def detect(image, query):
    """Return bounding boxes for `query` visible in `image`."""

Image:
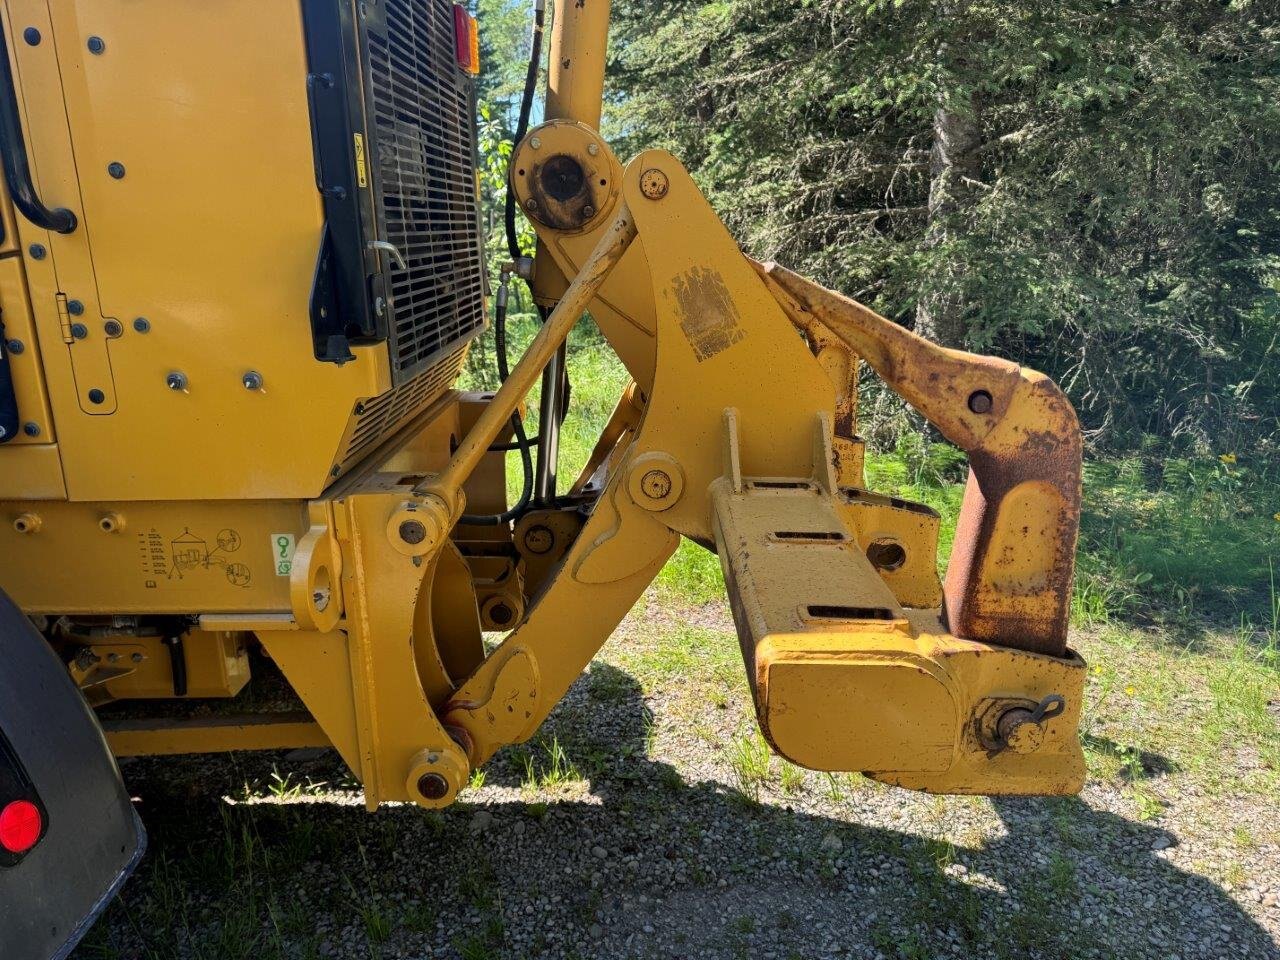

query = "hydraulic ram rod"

[415,203,637,512]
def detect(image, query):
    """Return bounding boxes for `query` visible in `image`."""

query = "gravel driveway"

[77,597,1280,960]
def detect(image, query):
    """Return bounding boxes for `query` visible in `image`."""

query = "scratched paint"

[668,266,746,362]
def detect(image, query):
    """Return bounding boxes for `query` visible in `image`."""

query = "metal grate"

[366,0,485,383]
[335,344,467,472]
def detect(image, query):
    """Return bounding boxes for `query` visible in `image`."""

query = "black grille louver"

[304,0,486,384]
[368,0,485,381]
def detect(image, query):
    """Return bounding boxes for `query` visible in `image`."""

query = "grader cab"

[0,3,1086,940]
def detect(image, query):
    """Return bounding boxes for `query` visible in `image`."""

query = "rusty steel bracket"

[758,262,1082,657]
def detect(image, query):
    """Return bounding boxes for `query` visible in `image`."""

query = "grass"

[515,735,583,793]
[727,731,772,802]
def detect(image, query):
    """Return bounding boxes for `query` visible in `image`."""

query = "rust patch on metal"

[523,152,603,231]
[668,266,745,362]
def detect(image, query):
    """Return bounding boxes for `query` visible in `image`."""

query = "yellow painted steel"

[0,0,424,504]
[105,713,329,758]
[67,629,250,701]
[0,0,1088,810]
[547,0,612,129]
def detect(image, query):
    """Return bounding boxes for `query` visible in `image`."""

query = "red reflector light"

[0,799,42,854]
[452,4,480,75]
[452,5,470,67]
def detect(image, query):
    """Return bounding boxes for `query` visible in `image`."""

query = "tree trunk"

[695,46,714,122]
[916,102,983,347]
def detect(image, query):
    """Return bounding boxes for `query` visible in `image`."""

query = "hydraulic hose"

[460,274,535,526]
[462,0,548,525]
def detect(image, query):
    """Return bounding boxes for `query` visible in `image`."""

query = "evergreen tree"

[607,0,1280,452]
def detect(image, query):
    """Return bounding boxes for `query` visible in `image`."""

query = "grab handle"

[0,22,76,234]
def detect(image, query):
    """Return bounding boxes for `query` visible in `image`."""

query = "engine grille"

[330,344,468,476]
[366,0,485,383]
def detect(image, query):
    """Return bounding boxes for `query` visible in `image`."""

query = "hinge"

[55,293,72,343]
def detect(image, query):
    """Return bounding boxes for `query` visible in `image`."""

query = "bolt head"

[22,422,40,437]
[107,161,126,179]
[525,198,538,211]
[22,27,40,46]
[417,773,449,801]
[242,371,264,391]
[587,142,600,156]
[67,299,85,317]
[639,168,670,200]
[6,339,23,355]
[640,469,673,501]
[87,35,106,54]
[582,205,596,219]
[166,372,188,391]
[133,317,151,333]
[28,244,45,260]
[131,652,144,663]
[70,323,88,340]
[87,388,105,405]
[399,519,428,545]
[529,136,541,150]
[523,525,554,555]
[103,320,123,338]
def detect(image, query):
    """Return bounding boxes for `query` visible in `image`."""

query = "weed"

[360,904,392,944]
[779,762,806,795]
[728,731,772,801]
[520,735,582,792]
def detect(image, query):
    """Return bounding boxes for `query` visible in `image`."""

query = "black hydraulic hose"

[462,0,547,527]
[459,286,535,526]
[506,0,546,264]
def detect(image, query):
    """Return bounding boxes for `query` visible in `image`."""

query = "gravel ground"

[78,596,1279,960]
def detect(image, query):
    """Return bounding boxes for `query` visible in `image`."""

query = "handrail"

[0,22,76,234]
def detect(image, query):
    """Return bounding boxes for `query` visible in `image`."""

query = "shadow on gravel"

[78,662,1276,960]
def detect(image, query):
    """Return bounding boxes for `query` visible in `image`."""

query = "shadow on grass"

[78,662,1276,960]
[1079,733,1180,780]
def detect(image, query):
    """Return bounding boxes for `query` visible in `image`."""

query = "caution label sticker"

[353,132,368,188]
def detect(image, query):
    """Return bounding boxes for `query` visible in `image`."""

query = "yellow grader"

[0,1,1086,949]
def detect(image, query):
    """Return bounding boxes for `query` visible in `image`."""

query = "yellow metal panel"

[256,631,363,775]
[75,630,250,700]
[0,442,65,498]
[7,0,391,501]
[838,487,944,610]
[0,164,19,259]
[761,638,958,772]
[0,254,55,443]
[0,498,305,612]
[105,713,328,757]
